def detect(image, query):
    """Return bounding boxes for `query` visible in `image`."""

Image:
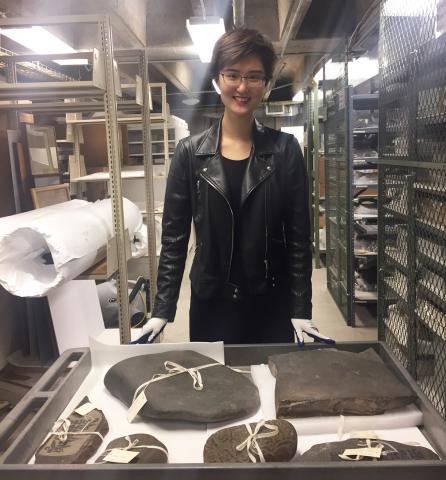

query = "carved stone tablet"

[300,438,439,462]
[35,397,109,464]
[104,350,260,423]
[95,433,168,464]
[268,348,416,417]
[204,419,297,463]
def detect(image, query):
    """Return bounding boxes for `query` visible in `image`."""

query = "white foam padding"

[0,198,143,297]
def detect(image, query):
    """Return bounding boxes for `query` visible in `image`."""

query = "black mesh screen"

[324,66,353,324]
[379,0,446,420]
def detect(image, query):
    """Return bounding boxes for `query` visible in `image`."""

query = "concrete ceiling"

[0,0,380,117]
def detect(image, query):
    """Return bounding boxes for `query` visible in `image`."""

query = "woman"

[140,29,334,345]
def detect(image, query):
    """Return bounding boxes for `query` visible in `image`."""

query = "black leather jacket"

[152,118,312,322]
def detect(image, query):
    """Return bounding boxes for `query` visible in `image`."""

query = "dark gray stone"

[268,348,416,417]
[104,350,260,423]
[95,434,168,464]
[35,397,109,464]
[300,438,439,462]
[204,419,297,463]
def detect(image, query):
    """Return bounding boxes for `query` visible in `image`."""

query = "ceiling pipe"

[233,0,245,28]
[265,0,312,99]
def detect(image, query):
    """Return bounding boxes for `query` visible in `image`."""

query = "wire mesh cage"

[379,0,446,420]
[323,61,354,323]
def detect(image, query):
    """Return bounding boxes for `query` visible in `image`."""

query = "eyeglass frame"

[219,71,267,87]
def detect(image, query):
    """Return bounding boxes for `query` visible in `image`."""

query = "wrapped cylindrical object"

[0,198,143,297]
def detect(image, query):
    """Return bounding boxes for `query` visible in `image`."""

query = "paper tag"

[342,446,383,459]
[103,449,139,464]
[75,402,97,416]
[349,431,379,440]
[127,391,147,423]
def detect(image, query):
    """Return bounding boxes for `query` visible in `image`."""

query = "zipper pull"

[264,259,268,279]
[196,179,200,196]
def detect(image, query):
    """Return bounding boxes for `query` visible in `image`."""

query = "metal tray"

[0,341,445,479]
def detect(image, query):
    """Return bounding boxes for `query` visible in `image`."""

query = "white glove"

[291,318,335,347]
[133,317,167,343]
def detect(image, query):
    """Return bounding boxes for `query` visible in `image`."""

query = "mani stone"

[95,434,168,464]
[268,348,416,417]
[204,419,297,463]
[35,397,109,464]
[300,438,439,462]
[104,350,260,423]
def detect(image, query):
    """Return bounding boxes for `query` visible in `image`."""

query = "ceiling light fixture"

[186,16,225,63]
[0,26,88,65]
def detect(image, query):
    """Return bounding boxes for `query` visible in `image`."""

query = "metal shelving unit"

[324,64,379,326]
[0,16,158,345]
[305,82,325,268]
[324,65,354,324]
[378,0,446,421]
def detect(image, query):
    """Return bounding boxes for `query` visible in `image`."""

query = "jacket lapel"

[195,117,280,205]
[241,120,279,205]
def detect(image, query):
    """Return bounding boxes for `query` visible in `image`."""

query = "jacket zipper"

[264,185,268,279]
[199,171,234,282]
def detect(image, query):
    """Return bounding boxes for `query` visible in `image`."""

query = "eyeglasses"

[219,72,266,87]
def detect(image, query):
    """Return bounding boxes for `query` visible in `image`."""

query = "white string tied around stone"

[97,435,169,464]
[48,418,105,444]
[235,420,279,463]
[129,361,221,420]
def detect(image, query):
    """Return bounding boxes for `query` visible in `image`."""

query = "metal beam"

[265,0,312,99]
[153,63,192,95]
[283,38,344,55]
[233,0,245,27]
[279,0,312,57]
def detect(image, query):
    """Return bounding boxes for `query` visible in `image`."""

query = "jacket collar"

[198,117,277,206]
[195,117,279,156]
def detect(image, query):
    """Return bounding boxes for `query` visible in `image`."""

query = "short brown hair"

[210,28,277,82]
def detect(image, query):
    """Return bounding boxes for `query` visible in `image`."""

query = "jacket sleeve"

[152,139,192,322]
[283,136,313,319]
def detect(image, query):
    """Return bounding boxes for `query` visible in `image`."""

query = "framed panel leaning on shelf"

[378,0,446,421]
[0,15,143,344]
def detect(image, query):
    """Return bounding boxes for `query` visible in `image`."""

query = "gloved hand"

[291,318,335,347]
[131,317,167,344]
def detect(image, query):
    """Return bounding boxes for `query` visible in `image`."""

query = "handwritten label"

[75,402,96,416]
[103,449,139,464]
[342,446,383,459]
[127,391,147,423]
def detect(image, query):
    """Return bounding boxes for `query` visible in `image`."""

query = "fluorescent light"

[186,17,225,63]
[0,26,88,65]
[292,90,304,102]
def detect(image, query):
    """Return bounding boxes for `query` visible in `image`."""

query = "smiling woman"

[138,28,334,346]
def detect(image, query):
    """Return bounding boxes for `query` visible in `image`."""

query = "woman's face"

[217,54,267,118]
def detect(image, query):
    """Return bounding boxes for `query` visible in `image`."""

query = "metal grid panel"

[324,69,352,323]
[379,0,446,420]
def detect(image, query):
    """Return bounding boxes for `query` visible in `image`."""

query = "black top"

[221,156,249,288]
